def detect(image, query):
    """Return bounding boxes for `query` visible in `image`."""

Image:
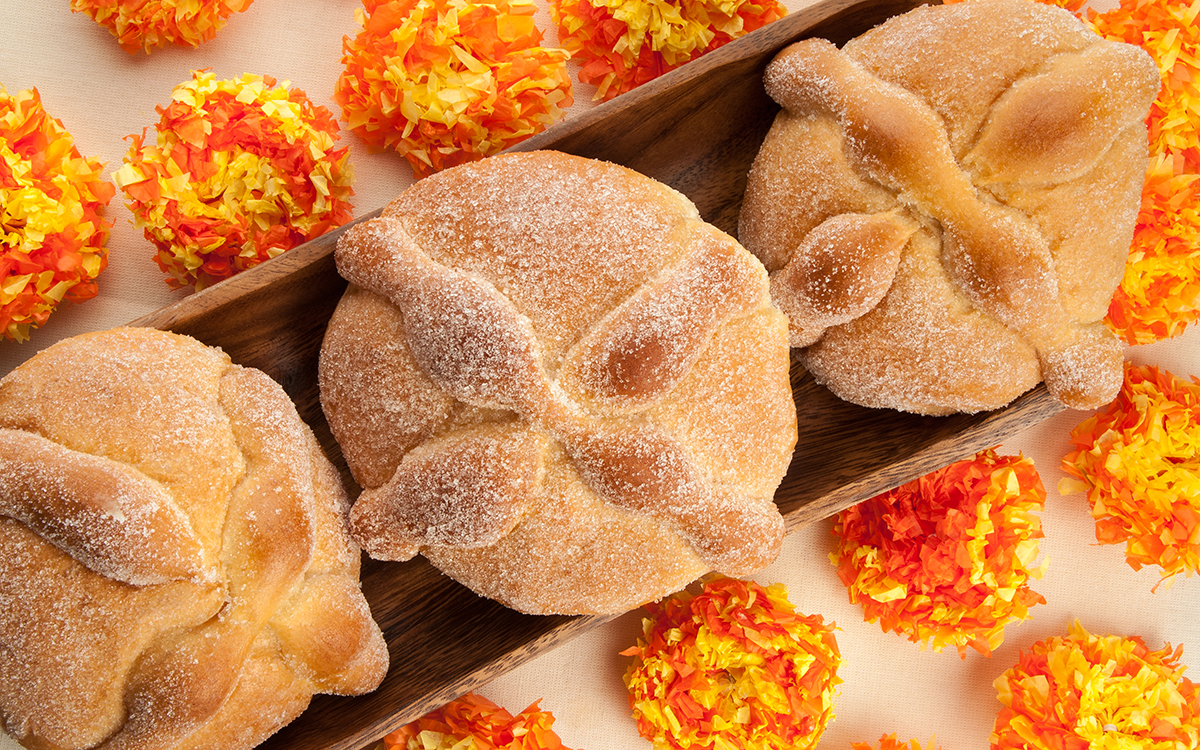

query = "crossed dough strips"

[0,328,386,750]
[739,0,1160,415]
[319,151,797,616]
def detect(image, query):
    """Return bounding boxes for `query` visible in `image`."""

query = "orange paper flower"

[70,0,255,54]
[336,0,573,179]
[380,692,576,750]
[990,621,1200,750]
[852,735,944,750]
[1106,155,1200,344]
[1061,362,1200,584]
[1,85,113,342]
[1089,0,1200,345]
[621,576,842,750]
[552,0,787,101]
[831,449,1048,658]
[114,71,354,291]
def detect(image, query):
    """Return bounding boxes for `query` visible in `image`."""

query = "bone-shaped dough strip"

[965,42,1161,184]
[349,427,548,562]
[769,211,918,347]
[99,619,253,750]
[558,221,765,407]
[563,423,783,575]
[0,428,211,586]
[335,216,561,420]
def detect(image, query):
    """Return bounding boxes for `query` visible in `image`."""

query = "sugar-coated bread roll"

[319,150,797,616]
[0,327,387,750]
[739,0,1160,415]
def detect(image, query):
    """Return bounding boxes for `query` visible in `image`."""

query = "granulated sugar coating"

[0,327,386,750]
[740,0,1160,415]
[319,150,798,616]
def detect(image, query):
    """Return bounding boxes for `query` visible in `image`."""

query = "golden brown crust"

[320,150,797,615]
[0,427,212,587]
[0,327,387,750]
[739,0,1159,415]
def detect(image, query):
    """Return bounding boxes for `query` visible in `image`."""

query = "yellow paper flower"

[1,85,113,342]
[1061,362,1200,585]
[831,449,1048,658]
[70,0,255,54]
[990,621,1200,750]
[114,71,354,290]
[621,576,842,750]
[336,0,573,179]
[552,0,787,100]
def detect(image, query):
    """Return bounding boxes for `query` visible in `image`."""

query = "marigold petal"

[854,734,945,750]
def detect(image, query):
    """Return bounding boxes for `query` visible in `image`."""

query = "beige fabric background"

[2,0,1198,748]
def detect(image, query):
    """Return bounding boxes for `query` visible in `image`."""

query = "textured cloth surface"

[2,0,1199,748]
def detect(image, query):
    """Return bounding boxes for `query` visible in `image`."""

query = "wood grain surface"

[129,0,1069,746]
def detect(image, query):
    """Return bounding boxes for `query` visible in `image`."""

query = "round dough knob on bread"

[739,0,1159,415]
[319,150,798,616]
[0,327,387,750]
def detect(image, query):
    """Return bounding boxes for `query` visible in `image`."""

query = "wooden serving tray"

[133,0,1064,745]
